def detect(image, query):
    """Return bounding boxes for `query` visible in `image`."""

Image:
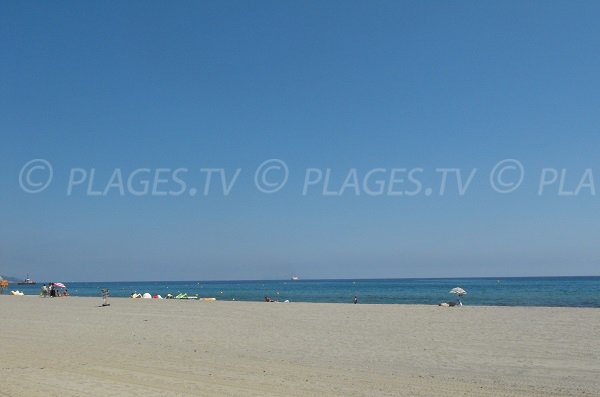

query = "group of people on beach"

[40,283,69,297]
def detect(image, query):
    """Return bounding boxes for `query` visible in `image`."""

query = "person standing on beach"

[353,296,358,304]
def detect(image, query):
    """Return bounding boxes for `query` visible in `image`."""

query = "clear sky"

[2,1,600,281]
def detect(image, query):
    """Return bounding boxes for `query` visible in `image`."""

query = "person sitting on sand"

[439,301,459,307]
[63,289,69,296]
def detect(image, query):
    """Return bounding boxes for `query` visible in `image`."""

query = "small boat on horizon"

[17,274,36,285]
[291,275,300,281]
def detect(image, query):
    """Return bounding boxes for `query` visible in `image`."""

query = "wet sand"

[0,296,598,396]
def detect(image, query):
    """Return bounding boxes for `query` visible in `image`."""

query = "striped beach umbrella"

[53,282,66,289]
[449,287,466,297]
[449,287,467,306]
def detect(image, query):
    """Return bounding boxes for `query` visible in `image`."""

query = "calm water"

[8,277,600,307]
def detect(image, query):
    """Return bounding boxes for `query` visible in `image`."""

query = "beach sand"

[0,296,598,396]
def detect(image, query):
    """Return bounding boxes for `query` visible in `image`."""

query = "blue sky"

[1,1,600,281]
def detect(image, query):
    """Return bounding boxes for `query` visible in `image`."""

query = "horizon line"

[5,274,598,284]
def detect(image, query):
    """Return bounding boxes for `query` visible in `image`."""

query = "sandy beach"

[0,296,598,397]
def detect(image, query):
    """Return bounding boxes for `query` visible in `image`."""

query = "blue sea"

[8,277,600,307]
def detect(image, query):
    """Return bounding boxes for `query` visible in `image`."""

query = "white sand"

[1,296,598,396]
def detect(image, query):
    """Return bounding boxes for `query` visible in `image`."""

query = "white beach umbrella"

[449,287,467,297]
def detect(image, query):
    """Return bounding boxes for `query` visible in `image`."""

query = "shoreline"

[5,276,598,308]
[3,294,599,309]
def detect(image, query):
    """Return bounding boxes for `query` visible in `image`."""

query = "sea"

[7,277,600,307]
